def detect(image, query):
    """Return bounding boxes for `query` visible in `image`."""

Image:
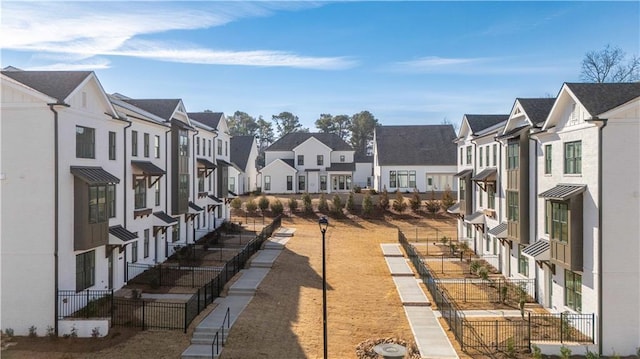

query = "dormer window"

[340,155,345,162]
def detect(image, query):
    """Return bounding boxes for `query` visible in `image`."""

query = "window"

[172,222,180,242]
[565,270,582,312]
[131,241,138,263]
[507,191,519,221]
[466,146,472,165]
[427,177,433,186]
[518,244,529,276]
[338,175,345,190]
[479,147,483,167]
[196,137,200,155]
[287,176,293,191]
[340,155,345,162]
[208,140,211,157]
[225,141,228,156]
[76,250,95,291]
[398,170,408,188]
[297,155,304,166]
[460,148,463,165]
[493,144,497,166]
[466,224,472,239]
[143,133,150,157]
[154,135,160,158]
[134,179,146,209]
[317,155,324,166]
[198,172,205,192]
[88,185,107,223]
[486,235,491,252]
[108,131,116,160]
[107,184,116,218]
[487,184,495,210]
[408,171,416,188]
[298,176,306,191]
[131,130,138,157]
[76,126,95,159]
[229,177,235,192]
[544,144,552,174]
[507,142,519,169]
[478,187,483,207]
[143,229,149,258]
[217,139,222,155]
[459,178,465,200]
[155,181,161,206]
[551,202,568,243]
[564,141,582,174]
[389,171,397,188]
[264,176,271,191]
[320,175,327,191]
[486,146,490,167]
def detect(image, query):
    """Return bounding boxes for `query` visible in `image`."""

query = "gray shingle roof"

[326,162,356,171]
[188,112,223,129]
[565,82,640,116]
[2,70,92,102]
[375,125,457,166]
[465,115,510,134]
[517,98,556,126]
[230,136,255,171]
[266,132,353,152]
[122,99,181,120]
[354,153,373,163]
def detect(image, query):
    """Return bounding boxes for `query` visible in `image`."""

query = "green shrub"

[379,186,390,210]
[409,188,422,212]
[392,190,407,213]
[288,197,298,212]
[4,328,14,337]
[362,193,373,216]
[585,347,600,359]
[441,184,456,211]
[270,200,284,216]
[532,344,542,359]
[353,185,362,193]
[302,192,313,213]
[470,260,481,275]
[245,198,257,213]
[230,197,242,210]
[505,337,515,357]
[318,194,329,212]
[258,195,270,212]
[478,266,489,281]
[332,195,343,215]
[559,345,571,359]
[46,325,56,339]
[346,192,356,212]
[28,325,37,337]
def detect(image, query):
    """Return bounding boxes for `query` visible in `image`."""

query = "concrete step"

[384,257,415,276]
[264,236,290,249]
[227,288,255,296]
[273,227,296,237]
[182,343,219,359]
[250,249,281,268]
[380,243,404,257]
[191,332,229,345]
[392,277,430,306]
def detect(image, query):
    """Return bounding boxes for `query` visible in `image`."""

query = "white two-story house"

[230,135,259,195]
[261,132,355,193]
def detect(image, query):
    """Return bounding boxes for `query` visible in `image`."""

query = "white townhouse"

[230,135,259,195]
[373,125,458,194]
[187,112,233,221]
[1,70,130,335]
[354,153,374,189]
[531,83,640,356]
[450,116,508,257]
[261,132,356,194]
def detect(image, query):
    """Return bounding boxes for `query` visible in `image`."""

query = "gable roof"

[465,115,510,134]
[266,132,353,152]
[188,112,223,129]
[517,98,556,126]
[230,136,256,171]
[121,99,181,120]
[2,70,92,102]
[565,82,640,116]
[375,125,457,166]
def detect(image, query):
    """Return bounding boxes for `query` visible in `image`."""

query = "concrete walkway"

[384,256,415,276]
[382,243,458,359]
[181,233,289,359]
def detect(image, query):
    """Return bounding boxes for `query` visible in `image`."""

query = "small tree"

[270,199,284,216]
[230,197,242,210]
[318,193,329,212]
[409,188,422,212]
[331,194,343,215]
[425,190,440,218]
[245,198,257,214]
[362,192,373,217]
[301,192,313,213]
[346,191,356,212]
[288,197,298,212]
[392,190,407,213]
[441,184,456,212]
[379,186,390,210]
[258,195,270,212]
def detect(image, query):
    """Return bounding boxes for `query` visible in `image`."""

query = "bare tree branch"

[581,44,640,82]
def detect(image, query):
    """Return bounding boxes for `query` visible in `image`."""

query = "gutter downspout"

[48,101,69,336]
[191,129,199,244]
[586,117,607,355]
[121,118,132,282]
[164,127,171,256]
[530,135,539,301]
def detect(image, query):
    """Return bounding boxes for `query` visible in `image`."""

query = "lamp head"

[318,216,329,233]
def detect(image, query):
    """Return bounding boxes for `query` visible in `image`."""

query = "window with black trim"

[298,175,306,191]
[172,222,180,242]
[89,185,107,223]
[479,147,483,167]
[131,130,138,157]
[320,175,327,191]
[264,175,271,191]
[389,171,397,188]
[134,179,146,209]
[144,133,150,157]
[131,241,138,263]
[545,144,552,174]
[76,250,95,291]
[317,155,323,166]
[107,184,116,218]
[108,131,116,160]
[143,229,149,258]
[408,171,416,188]
[565,270,582,312]
[76,126,95,159]
[287,176,293,191]
[564,141,581,174]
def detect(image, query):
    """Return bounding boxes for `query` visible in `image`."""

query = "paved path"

[181,236,285,359]
[382,243,459,359]
[384,256,415,276]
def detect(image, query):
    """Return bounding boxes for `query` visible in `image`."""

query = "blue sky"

[2,1,638,130]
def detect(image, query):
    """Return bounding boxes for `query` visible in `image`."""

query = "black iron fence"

[435,277,536,304]
[126,263,223,288]
[398,229,594,356]
[58,216,282,333]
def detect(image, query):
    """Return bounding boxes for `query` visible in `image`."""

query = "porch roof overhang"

[522,239,551,262]
[454,169,473,178]
[153,211,178,226]
[539,184,586,201]
[70,166,120,185]
[326,162,355,172]
[487,222,508,239]
[227,191,238,198]
[131,160,165,188]
[207,194,223,205]
[216,159,233,167]
[188,202,205,213]
[197,158,217,177]
[108,225,138,245]
[472,168,497,191]
[446,202,460,214]
[496,125,528,140]
[464,210,485,231]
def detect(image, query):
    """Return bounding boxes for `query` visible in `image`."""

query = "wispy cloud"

[390,55,572,75]
[1,2,354,70]
[25,58,112,71]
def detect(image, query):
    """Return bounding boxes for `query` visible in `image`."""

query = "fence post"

[192,267,195,288]
[591,313,595,344]
[110,290,114,327]
[464,278,467,302]
[142,300,146,331]
[498,279,502,304]
[197,288,201,312]
[86,290,90,318]
[495,320,499,350]
[528,312,532,351]
[560,312,563,343]
[184,302,188,333]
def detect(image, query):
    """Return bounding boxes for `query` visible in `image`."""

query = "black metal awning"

[153,211,178,225]
[108,225,138,244]
[227,191,238,198]
[208,194,223,204]
[539,184,586,201]
[131,161,166,176]
[497,125,528,140]
[216,159,233,167]
[188,202,204,212]
[464,211,485,224]
[488,222,508,238]
[454,169,473,177]
[472,168,497,182]
[70,166,120,184]
[197,158,217,169]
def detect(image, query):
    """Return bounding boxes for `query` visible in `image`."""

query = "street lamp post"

[318,216,329,359]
